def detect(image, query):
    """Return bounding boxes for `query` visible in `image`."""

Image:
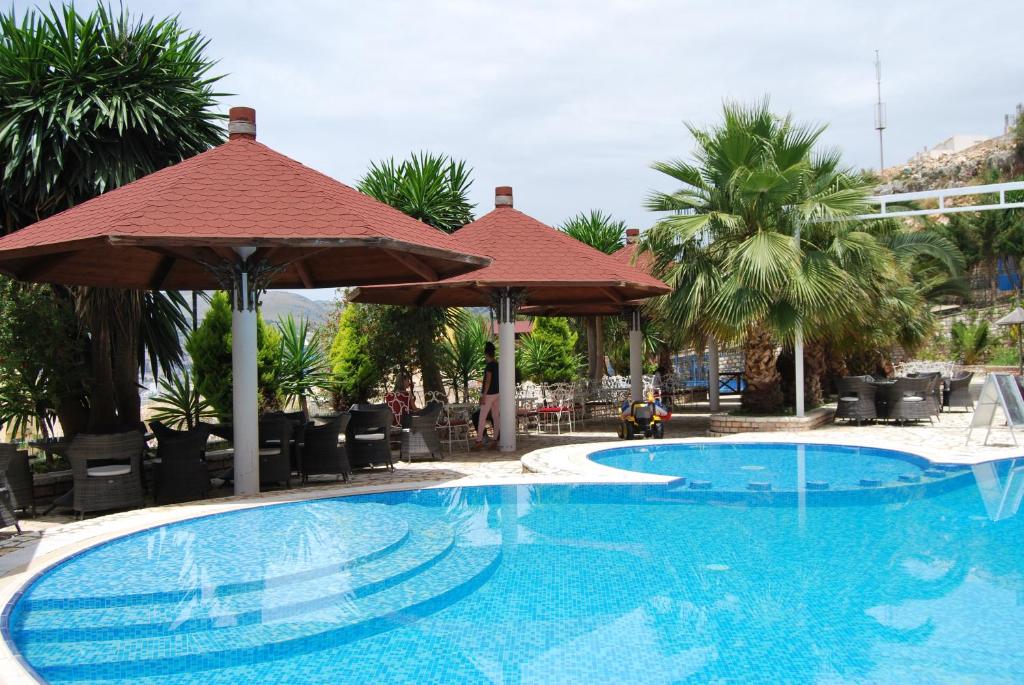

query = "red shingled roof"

[611,241,654,273]
[350,191,669,309]
[0,113,487,289]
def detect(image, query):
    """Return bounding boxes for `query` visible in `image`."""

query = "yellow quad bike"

[618,399,665,440]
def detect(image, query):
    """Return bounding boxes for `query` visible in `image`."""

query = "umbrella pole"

[1011,323,1019,376]
[629,309,643,402]
[708,336,720,412]
[232,254,260,496]
[497,290,517,453]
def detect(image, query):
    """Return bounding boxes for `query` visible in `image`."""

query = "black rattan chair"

[0,444,22,531]
[3,446,34,516]
[152,423,213,505]
[347,405,394,471]
[834,376,877,425]
[68,431,146,518]
[301,417,350,483]
[258,417,293,488]
[883,377,933,425]
[943,372,975,412]
[401,401,444,462]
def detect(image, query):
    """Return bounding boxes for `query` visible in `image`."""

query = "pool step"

[12,521,456,639]
[18,544,502,681]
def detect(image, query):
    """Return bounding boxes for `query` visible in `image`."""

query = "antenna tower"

[874,50,886,170]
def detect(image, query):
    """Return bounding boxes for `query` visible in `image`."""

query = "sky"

[13,0,1024,300]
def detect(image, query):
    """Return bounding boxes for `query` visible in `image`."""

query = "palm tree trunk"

[803,338,827,408]
[417,327,445,395]
[86,321,118,432]
[594,317,605,381]
[741,323,783,413]
[112,332,141,429]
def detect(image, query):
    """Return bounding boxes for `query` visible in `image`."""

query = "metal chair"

[346,404,394,471]
[152,423,213,505]
[833,376,877,425]
[401,401,444,462]
[68,431,146,518]
[301,417,350,482]
[437,403,472,453]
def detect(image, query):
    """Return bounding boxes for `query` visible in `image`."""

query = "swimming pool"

[589,442,955,492]
[5,456,1024,683]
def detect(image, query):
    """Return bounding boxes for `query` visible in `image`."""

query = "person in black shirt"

[475,341,500,449]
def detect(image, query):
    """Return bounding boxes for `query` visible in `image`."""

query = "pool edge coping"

[2,431,1022,684]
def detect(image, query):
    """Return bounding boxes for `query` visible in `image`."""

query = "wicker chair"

[301,417,350,482]
[346,405,394,471]
[151,423,212,505]
[258,417,293,488]
[942,372,974,412]
[401,401,443,463]
[68,432,145,518]
[909,372,943,418]
[2,446,34,516]
[883,377,933,425]
[834,376,877,425]
[0,444,22,531]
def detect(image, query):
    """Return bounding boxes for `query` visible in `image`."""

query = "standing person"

[475,342,500,449]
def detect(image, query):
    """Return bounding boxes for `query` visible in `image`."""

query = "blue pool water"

[590,442,940,491]
[5,456,1024,683]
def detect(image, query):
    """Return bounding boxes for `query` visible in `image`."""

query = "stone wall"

[708,407,834,437]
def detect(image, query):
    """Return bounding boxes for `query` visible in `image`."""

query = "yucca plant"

[277,315,329,416]
[438,310,486,402]
[149,373,214,429]
[0,4,226,433]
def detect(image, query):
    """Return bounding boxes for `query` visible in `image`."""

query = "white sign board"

[967,373,1024,446]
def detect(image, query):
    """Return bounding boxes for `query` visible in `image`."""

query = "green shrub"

[185,292,283,419]
[990,346,1020,366]
[328,303,381,404]
[518,317,582,383]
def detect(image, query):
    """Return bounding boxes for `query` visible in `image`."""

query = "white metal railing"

[857,181,1024,220]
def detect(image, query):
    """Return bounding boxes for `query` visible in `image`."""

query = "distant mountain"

[183,291,334,327]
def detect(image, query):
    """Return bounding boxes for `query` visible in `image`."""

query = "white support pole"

[498,292,517,453]
[708,336,720,412]
[794,225,805,418]
[629,309,643,402]
[231,247,259,496]
[795,326,805,418]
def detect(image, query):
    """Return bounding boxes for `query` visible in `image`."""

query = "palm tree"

[559,210,627,381]
[643,100,881,413]
[0,5,225,433]
[357,152,476,394]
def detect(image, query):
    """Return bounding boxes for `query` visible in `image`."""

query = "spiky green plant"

[438,310,487,402]
[149,373,215,430]
[558,210,627,255]
[277,315,330,416]
[0,4,226,433]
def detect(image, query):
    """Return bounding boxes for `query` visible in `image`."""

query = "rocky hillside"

[877,133,1019,194]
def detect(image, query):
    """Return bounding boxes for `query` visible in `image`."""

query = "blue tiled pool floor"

[589,442,950,492]
[6,471,1024,683]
